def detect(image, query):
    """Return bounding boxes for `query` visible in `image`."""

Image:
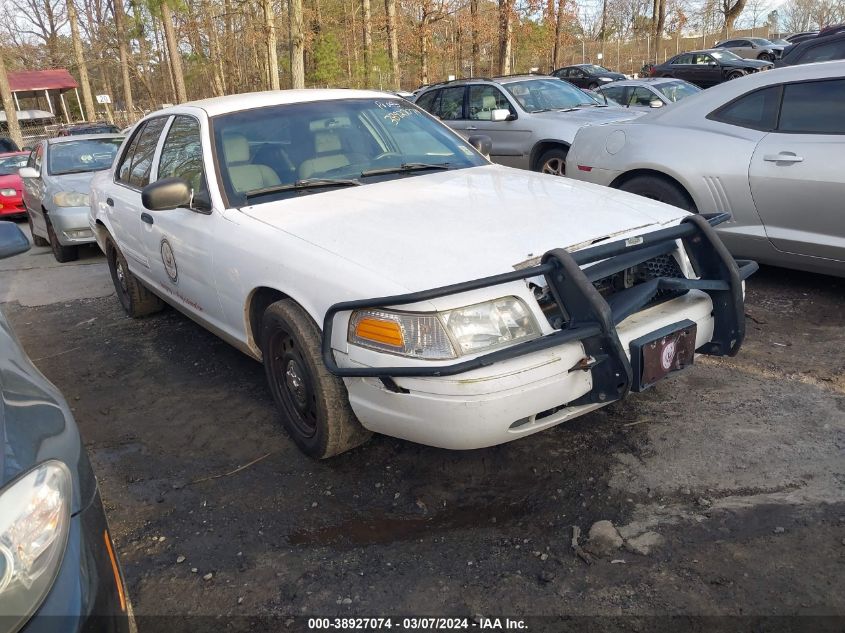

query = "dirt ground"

[2,227,843,630]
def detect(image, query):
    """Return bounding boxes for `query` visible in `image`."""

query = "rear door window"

[796,39,845,63]
[435,86,466,120]
[778,79,845,134]
[709,86,781,130]
[673,54,693,64]
[126,117,167,188]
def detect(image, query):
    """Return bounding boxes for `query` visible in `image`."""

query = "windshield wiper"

[244,178,361,200]
[360,162,451,177]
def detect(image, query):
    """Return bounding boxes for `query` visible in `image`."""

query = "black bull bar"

[321,213,758,403]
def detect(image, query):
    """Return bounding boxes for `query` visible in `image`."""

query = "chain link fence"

[2,110,149,151]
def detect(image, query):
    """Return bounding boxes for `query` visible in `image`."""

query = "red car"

[0,151,29,219]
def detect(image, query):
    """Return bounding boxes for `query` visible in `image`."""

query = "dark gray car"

[0,222,132,632]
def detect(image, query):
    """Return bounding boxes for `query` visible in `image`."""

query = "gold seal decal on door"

[160,238,178,283]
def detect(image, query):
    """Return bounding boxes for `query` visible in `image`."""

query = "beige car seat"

[222,134,281,192]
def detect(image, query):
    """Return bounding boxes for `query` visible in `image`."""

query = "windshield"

[504,78,595,112]
[710,50,743,61]
[655,81,701,102]
[211,98,486,205]
[0,153,27,176]
[771,38,790,45]
[749,38,775,45]
[48,138,123,175]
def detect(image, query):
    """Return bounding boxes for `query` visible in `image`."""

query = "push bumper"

[322,214,757,448]
[48,207,96,246]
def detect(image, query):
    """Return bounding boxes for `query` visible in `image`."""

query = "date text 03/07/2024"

[306,617,529,630]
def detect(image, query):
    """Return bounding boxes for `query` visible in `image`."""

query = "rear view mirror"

[649,99,664,108]
[0,221,31,260]
[468,135,493,157]
[18,167,39,178]
[490,108,512,122]
[142,177,192,211]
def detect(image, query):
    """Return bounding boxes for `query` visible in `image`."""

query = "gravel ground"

[2,233,843,630]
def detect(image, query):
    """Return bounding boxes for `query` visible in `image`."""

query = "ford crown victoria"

[89,90,756,458]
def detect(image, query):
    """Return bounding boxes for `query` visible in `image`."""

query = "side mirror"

[18,167,39,179]
[490,108,512,122]
[649,99,664,108]
[142,177,192,211]
[468,135,493,157]
[0,221,31,259]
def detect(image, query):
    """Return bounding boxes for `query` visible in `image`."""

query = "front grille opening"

[533,254,687,330]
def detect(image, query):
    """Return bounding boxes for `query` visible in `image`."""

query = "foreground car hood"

[0,309,94,514]
[532,107,644,126]
[241,164,688,291]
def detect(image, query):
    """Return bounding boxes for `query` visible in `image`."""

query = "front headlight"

[0,461,71,627]
[348,297,541,359]
[52,192,89,207]
[0,189,15,198]
[599,76,614,81]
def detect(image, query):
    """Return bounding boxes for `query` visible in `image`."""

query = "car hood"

[48,170,103,193]
[531,106,645,126]
[240,164,689,292]
[598,72,627,80]
[0,174,22,190]
[0,308,95,515]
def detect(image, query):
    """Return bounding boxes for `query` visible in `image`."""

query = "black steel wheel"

[261,299,371,458]
[106,239,164,317]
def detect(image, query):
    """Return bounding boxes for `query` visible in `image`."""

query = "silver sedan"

[20,134,123,262]
[596,78,701,110]
[566,61,844,277]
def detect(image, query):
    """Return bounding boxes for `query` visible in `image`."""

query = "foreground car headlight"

[52,191,89,207]
[0,461,71,626]
[0,189,15,198]
[349,297,541,359]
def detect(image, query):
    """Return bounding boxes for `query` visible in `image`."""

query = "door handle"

[763,153,803,163]
[465,126,478,130]
[140,212,154,225]
[106,197,114,206]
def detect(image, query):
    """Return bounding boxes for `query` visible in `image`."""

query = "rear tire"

[106,239,164,317]
[46,218,78,263]
[261,299,371,459]
[618,175,696,211]
[536,147,568,177]
[28,213,48,247]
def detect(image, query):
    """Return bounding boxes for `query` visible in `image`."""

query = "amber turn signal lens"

[354,318,404,348]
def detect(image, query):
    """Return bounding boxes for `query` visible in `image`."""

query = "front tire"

[618,175,696,211]
[537,147,568,177]
[727,70,745,81]
[106,239,164,317]
[758,53,773,62]
[261,299,371,459]
[46,218,78,262]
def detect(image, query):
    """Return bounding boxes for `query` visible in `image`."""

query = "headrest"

[314,132,342,154]
[482,95,497,108]
[223,134,250,164]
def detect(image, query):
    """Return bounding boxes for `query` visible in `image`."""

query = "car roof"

[164,89,395,117]
[46,133,125,145]
[783,29,845,56]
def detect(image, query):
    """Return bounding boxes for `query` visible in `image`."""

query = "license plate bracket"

[630,319,697,392]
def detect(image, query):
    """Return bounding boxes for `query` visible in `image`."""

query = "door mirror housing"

[490,108,512,122]
[0,221,31,260]
[18,167,39,179]
[649,99,664,108]
[142,177,192,211]
[467,135,493,157]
